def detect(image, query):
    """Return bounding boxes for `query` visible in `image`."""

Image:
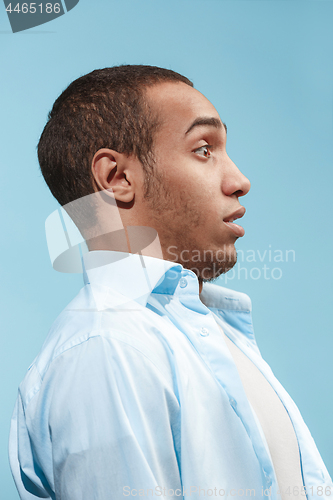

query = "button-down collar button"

[200,327,209,337]
[179,278,188,288]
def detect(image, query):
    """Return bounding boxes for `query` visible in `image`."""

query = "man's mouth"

[223,207,246,237]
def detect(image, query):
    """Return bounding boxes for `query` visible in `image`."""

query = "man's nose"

[222,158,251,198]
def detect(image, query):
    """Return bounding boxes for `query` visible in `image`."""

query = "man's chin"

[199,259,237,283]
[182,248,238,283]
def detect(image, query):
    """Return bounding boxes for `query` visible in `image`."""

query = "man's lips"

[223,207,246,237]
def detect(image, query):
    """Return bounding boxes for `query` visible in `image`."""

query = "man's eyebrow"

[185,117,227,135]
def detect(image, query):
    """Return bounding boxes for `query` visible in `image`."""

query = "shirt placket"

[172,271,280,500]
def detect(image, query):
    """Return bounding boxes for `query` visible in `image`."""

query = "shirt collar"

[81,250,252,313]
[82,250,183,308]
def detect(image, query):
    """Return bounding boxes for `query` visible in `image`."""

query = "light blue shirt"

[9,250,332,500]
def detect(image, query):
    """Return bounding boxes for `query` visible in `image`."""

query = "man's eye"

[194,145,212,158]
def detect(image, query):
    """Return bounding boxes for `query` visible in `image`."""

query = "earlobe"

[91,148,135,203]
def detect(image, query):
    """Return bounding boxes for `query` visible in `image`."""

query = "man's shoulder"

[19,283,176,406]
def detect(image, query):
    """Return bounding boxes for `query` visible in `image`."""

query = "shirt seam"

[24,332,176,410]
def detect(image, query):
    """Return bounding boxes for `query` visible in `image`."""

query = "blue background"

[1,1,333,497]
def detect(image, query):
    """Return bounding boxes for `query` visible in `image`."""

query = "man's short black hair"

[38,65,193,207]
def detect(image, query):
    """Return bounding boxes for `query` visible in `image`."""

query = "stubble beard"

[143,168,238,284]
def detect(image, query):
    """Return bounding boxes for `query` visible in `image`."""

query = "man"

[9,65,331,500]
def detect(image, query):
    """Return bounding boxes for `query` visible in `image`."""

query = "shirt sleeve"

[42,334,182,499]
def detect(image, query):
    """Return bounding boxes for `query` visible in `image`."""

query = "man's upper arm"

[35,334,182,499]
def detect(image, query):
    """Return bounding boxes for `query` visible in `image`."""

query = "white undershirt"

[213,319,304,499]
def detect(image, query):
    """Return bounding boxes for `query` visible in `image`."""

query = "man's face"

[141,81,251,283]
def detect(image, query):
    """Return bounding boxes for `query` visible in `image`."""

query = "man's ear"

[91,148,136,203]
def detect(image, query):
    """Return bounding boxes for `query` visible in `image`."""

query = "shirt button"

[263,470,272,487]
[200,327,209,337]
[179,278,188,288]
[229,398,237,409]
